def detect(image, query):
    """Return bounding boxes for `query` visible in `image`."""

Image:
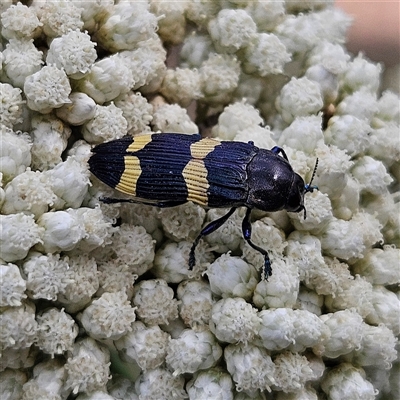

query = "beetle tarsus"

[263,257,272,280]
[242,207,273,279]
[189,237,200,269]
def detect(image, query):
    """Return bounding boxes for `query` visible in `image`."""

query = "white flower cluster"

[0,1,398,399]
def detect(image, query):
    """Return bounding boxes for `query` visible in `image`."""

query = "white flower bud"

[307,41,350,75]
[0,213,44,262]
[245,1,285,31]
[150,0,188,45]
[203,207,244,254]
[337,89,379,122]
[71,207,113,253]
[324,271,374,319]
[242,33,291,77]
[351,156,393,195]
[0,127,32,184]
[340,54,382,94]
[199,54,240,105]
[258,308,328,353]
[114,92,153,135]
[1,169,57,218]
[331,176,361,220]
[36,209,86,253]
[208,9,256,53]
[108,224,155,276]
[314,144,353,201]
[36,308,78,356]
[56,92,96,126]
[0,301,38,351]
[115,321,170,370]
[95,2,158,52]
[224,343,276,393]
[22,358,65,399]
[46,30,96,79]
[22,252,70,301]
[160,68,202,107]
[0,263,27,307]
[320,214,382,261]
[210,298,261,344]
[166,328,222,375]
[152,104,198,133]
[2,39,43,89]
[0,83,24,128]
[324,115,372,157]
[153,241,194,283]
[133,279,179,326]
[80,291,136,340]
[272,351,314,393]
[24,66,71,114]
[57,255,99,313]
[278,115,324,155]
[159,202,206,241]
[366,286,400,335]
[65,337,110,395]
[306,65,339,103]
[35,0,83,38]
[276,77,323,124]
[29,114,71,170]
[211,101,263,141]
[187,367,234,400]
[177,280,214,328]
[180,33,214,68]
[276,9,351,54]
[352,245,400,285]
[321,363,377,400]
[241,217,287,272]
[234,125,277,150]
[1,2,41,39]
[0,369,27,400]
[97,261,137,300]
[82,103,128,144]
[135,368,186,400]
[77,55,134,104]
[347,323,397,369]
[315,309,363,358]
[296,286,324,316]
[286,232,336,295]
[121,38,167,93]
[206,254,258,301]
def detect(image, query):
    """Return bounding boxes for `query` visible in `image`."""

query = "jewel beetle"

[88,133,318,278]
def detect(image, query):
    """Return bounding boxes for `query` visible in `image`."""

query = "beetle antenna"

[302,158,319,220]
[305,158,319,193]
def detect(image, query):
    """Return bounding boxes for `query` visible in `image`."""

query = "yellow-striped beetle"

[89,133,318,277]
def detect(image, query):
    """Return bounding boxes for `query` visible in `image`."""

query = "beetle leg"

[100,197,186,208]
[189,207,237,269]
[271,146,289,161]
[241,207,272,279]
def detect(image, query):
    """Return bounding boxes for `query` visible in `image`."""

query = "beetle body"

[89,133,317,278]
